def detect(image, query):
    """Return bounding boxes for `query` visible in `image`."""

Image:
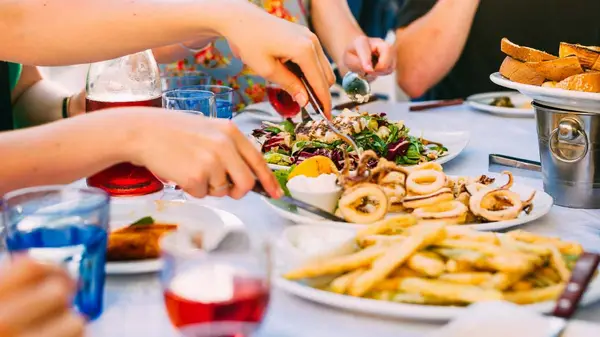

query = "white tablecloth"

[89,102,600,337]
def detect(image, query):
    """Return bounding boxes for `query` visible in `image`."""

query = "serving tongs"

[285,61,362,156]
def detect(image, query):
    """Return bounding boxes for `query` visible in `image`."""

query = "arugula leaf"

[291,140,331,154]
[264,126,282,134]
[386,124,399,144]
[130,216,155,227]
[282,119,296,135]
[354,130,387,156]
[274,166,294,196]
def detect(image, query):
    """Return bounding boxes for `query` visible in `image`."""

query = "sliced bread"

[499,56,545,86]
[501,38,557,62]
[559,42,600,71]
[556,72,600,93]
[525,56,583,82]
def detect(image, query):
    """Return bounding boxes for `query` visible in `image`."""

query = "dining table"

[88,100,600,337]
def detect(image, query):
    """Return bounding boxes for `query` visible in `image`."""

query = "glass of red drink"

[160,89,217,200]
[160,232,271,337]
[266,82,301,118]
[85,50,164,197]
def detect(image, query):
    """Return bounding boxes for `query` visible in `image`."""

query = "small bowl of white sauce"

[286,173,342,215]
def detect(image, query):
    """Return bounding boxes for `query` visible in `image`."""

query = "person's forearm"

[0,110,137,194]
[0,0,243,66]
[310,0,364,74]
[12,79,71,127]
[395,0,480,98]
[153,37,216,64]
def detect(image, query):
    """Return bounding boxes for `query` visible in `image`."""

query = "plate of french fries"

[276,218,600,320]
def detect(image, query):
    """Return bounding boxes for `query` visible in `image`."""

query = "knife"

[332,94,386,111]
[547,252,600,337]
[252,182,346,222]
[488,154,542,179]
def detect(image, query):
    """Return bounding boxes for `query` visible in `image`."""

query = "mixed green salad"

[252,110,448,169]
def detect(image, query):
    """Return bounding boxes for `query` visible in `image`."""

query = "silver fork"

[286,62,362,155]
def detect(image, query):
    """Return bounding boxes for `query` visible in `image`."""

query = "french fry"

[373,277,405,291]
[407,252,446,277]
[481,271,529,291]
[389,266,426,278]
[507,230,583,255]
[356,214,418,239]
[511,280,534,291]
[330,268,365,294]
[390,292,462,306]
[504,284,564,304]
[498,235,551,256]
[446,226,499,244]
[349,224,446,297]
[445,259,474,273]
[398,277,503,303]
[357,235,405,248]
[547,245,571,282]
[438,272,493,285]
[284,245,386,280]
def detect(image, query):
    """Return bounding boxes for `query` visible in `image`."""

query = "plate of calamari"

[266,151,553,231]
[251,109,469,171]
[275,222,600,321]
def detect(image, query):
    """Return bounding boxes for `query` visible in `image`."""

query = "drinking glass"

[161,89,217,200]
[161,71,212,91]
[160,232,271,337]
[266,82,300,118]
[2,186,110,320]
[180,85,234,119]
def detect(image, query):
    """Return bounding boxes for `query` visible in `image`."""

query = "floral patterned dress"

[162,0,310,111]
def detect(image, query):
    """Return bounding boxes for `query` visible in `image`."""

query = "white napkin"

[428,301,597,337]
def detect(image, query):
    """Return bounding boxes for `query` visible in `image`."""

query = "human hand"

[343,36,395,81]
[0,258,84,337]
[220,3,335,118]
[124,109,282,199]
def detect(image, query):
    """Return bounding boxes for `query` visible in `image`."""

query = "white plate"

[263,173,553,231]
[274,225,600,321]
[106,199,245,275]
[490,72,600,113]
[260,130,470,171]
[466,91,534,117]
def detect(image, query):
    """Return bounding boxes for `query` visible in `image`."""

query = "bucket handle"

[549,117,589,163]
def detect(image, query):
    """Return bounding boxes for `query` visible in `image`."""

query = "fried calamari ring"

[412,201,469,225]
[402,188,454,209]
[465,183,492,196]
[469,189,523,221]
[406,169,447,195]
[338,183,388,224]
[499,171,514,189]
[521,191,536,214]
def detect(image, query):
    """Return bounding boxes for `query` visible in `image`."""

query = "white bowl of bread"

[491,38,600,111]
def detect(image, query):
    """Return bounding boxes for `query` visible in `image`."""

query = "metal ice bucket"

[533,101,600,208]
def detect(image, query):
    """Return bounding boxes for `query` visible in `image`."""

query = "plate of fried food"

[266,151,553,231]
[251,109,469,171]
[466,91,534,117]
[106,199,245,274]
[276,222,600,321]
[490,38,600,112]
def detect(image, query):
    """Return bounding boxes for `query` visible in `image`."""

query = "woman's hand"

[0,258,84,337]
[220,4,335,117]
[125,109,282,199]
[343,36,396,80]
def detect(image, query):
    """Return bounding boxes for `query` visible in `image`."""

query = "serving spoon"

[341,53,379,103]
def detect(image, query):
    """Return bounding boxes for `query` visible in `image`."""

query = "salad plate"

[251,110,470,171]
[107,200,245,274]
[274,224,600,321]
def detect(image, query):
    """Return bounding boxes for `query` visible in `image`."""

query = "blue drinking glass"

[163,89,216,118]
[2,186,110,320]
[180,85,234,119]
